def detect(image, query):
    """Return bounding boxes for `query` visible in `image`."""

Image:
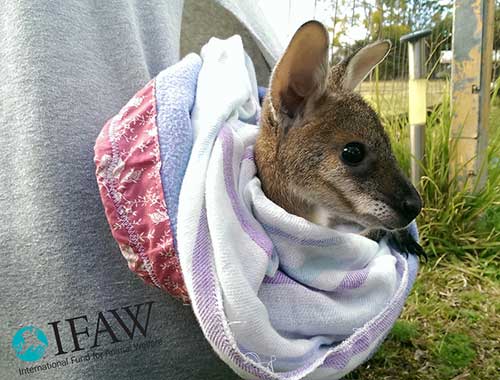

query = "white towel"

[176,35,418,380]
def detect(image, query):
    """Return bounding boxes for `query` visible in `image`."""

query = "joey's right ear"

[270,20,329,120]
[341,40,391,91]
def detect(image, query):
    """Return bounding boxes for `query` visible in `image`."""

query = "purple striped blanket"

[175,36,419,380]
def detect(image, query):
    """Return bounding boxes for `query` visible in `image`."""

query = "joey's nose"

[401,196,422,220]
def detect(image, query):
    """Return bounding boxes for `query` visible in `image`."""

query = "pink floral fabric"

[94,80,188,303]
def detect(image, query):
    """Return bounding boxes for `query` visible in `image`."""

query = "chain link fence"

[258,0,499,115]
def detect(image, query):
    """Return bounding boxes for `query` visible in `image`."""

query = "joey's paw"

[361,228,387,242]
[388,229,427,262]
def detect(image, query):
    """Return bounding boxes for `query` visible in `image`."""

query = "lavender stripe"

[262,270,297,285]
[265,222,418,255]
[192,211,280,379]
[219,125,274,257]
[263,222,347,247]
[265,266,370,292]
[243,146,255,162]
[334,268,370,290]
[321,253,418,369]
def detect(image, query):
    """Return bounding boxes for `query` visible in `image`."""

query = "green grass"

[346,265,499,380]
[439,333,476,370]
[382,87,500,270]
[345,84,500,379]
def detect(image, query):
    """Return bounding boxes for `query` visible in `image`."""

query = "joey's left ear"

[269,21,329,120]
[342,40,391,91]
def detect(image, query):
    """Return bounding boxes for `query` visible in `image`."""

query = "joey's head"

[255,21,422,231]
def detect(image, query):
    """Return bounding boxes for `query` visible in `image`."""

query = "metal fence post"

[450,0,495,190]
[401,30,432,187]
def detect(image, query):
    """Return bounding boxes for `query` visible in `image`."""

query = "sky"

[257,0,370,46]
[257,0,456,47]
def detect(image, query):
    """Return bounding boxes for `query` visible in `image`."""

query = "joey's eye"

[341,142,365,166]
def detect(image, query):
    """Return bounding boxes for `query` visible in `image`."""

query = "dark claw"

[363,228,428,263]
[388,229,428,263]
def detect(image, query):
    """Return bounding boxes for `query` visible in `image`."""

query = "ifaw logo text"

[10,301,162,376]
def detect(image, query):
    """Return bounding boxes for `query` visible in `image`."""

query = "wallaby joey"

[255,20,426,259]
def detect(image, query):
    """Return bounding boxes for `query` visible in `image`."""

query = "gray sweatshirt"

[0,1,280,379]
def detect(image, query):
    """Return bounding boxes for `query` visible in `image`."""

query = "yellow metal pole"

[401,30,432,187]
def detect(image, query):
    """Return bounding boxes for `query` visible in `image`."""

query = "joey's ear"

[342,40,391,91]
[270,20,329,119]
